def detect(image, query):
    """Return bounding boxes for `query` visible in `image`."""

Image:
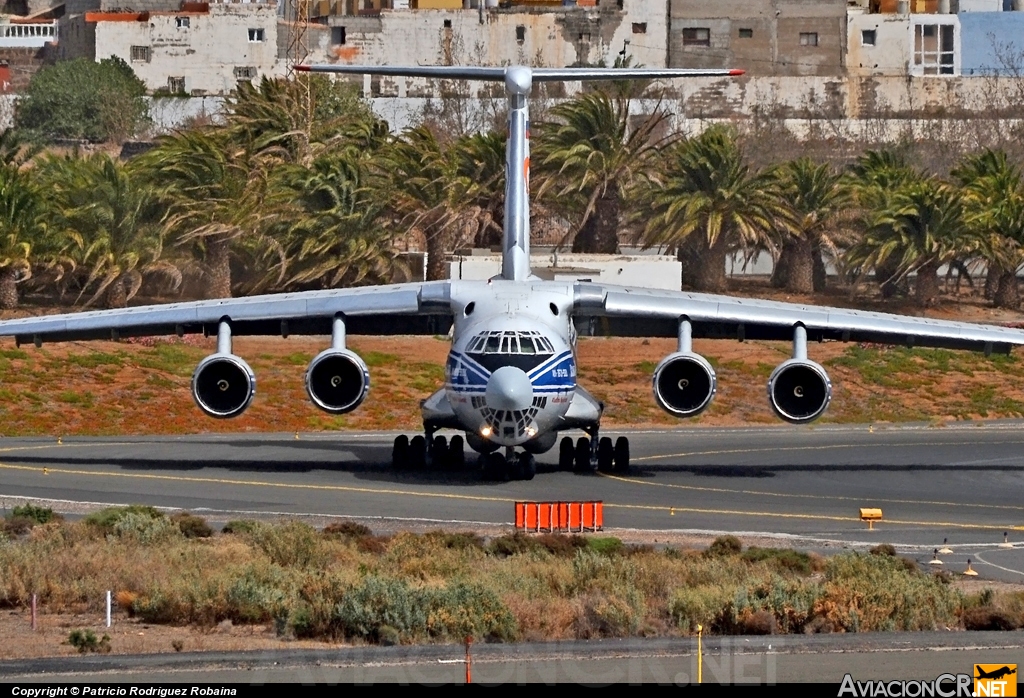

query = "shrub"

[1,516,33,536]
[425,583,517,642]
[586,537,624,556]
[15,57,149,142]
[704,536,742,557]
[962,606,1023,631]
[226,569,287,624]
[246,521,324,568]
[332,576,427,643]
[323,521,372,538]
[68,629,111,654]
[534,534,588,557]
[112,512,179,545]
[870,544,897,557]
[741,547,816,574]
[11,504,60,525]
[222,520,259,535]
[171,513,213,539]
[488,532,542,557]
[424,530,485,551]
[84,505,164,535]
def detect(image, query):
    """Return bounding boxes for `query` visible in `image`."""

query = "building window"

[248,28,265,42]
[130,45,150,62]
[175,16,189,28]
[738,28,753,38]
[233,66,257,80]
[332,26,346,45]
[862,29,876,46]
[913,22,956,75]
[799,32,819,47]
[682,27,711,47]
[168,76,185,93]
[443,19,451,28]
[579,32,590,42]
[515,25,525,44]
[632,22,647,34]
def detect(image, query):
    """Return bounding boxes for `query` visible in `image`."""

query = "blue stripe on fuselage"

[446,350,575,393]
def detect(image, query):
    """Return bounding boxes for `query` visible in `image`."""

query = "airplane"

[4,64,1024,482]
[975,666,1016,681]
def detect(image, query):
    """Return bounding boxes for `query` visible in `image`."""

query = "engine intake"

[305,348,369,414]
[191,353,256,419]
[767,359,832,424]
[652,352,717,418]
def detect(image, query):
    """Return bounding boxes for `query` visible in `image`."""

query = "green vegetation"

[2,519,1018,644]
[67,629,111,654]
[15,57,148,143]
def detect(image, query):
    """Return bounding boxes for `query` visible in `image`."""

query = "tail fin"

[296,64,743,282]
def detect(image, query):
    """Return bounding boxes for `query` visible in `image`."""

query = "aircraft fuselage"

[443,279,577,448]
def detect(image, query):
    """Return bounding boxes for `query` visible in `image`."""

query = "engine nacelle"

[191,353,256,419]
[652,352,717,418]
[767,359,832,424]
[305,348,369,414]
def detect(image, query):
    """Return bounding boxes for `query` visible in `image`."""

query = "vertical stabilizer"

[501,67,532,282]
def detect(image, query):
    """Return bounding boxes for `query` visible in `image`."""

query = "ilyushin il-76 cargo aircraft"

[4,64,1024,481]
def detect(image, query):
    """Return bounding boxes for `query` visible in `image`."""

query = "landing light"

[480,426,493,438]
[525,426,537,438]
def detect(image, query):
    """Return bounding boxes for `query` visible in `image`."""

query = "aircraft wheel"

[392,435,409,470]
[431,435,448,470]
[574,437,592,473]
[409,435,426,470]
[558,436,574,471]
[518,452,536,481]
[484,452,507,481]
[448,435,465,471]
[597,437,614,472]
[614,436,630,472]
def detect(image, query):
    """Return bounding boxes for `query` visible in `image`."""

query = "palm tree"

[379,125,466,282]
[453,130,506,249]
[534,90,669,254]
[0,165,45,310]
[225,75,380,167]
[845,175,969,307]
[771,158,854,294]
[636,125,793,292]
[138,129,270,298]
[953,149,1024,308]
[272,154,402,289]
[846,149,918,298]
[37,153,173,308]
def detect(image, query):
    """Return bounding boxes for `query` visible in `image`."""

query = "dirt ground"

[3,279,1024,436]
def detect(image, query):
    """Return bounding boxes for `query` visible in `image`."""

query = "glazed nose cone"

[485,366,533,411]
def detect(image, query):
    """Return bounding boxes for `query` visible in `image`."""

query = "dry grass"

[3,514,1015,656]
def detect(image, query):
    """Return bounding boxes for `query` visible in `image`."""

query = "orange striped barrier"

[514,501,603,533]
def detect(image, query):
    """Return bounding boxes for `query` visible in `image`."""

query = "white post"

[106,590,111,628]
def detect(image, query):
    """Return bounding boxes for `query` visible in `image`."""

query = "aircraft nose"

[485,366,533,411]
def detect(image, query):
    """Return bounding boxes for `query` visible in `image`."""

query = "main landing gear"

[557,430,630,474]
[392,432,466,471]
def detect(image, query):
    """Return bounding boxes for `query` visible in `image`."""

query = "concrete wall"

[306,0,666,93]
[668,0,846,76]
[449,252,683,291]
[92,2,283,94]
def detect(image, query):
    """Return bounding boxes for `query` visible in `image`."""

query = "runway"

[1,422,1023,581]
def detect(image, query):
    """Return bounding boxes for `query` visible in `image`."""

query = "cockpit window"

[468,331,554,356]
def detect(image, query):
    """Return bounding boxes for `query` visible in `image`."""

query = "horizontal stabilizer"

[295,65,744,80]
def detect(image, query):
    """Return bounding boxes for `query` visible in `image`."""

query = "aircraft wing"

[572,283,1024,354]
[0,282,454,345]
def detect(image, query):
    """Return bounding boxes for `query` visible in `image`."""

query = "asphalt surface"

[1,421,1023,580]
[2,633,1023,684]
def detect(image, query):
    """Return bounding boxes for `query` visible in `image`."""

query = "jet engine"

[652,352,717,418]
[305,348,369,414]
[191,353,256,419]
[767,359,832,424]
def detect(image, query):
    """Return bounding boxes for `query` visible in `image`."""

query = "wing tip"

[729,69,746,76]
[294,64,311,72]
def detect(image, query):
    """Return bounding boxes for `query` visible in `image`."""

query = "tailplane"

[296,64,743,282]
